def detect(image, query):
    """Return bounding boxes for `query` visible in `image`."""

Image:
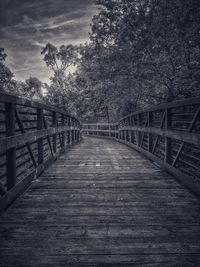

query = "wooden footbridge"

[0,92,200,266]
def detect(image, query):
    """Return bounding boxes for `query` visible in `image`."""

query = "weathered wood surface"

[82,98,200,197]
[0,137,200,266]
[0,92,81,213]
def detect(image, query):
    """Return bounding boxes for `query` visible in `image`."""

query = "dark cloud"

[0,0,95,26]
[0,0,98,82]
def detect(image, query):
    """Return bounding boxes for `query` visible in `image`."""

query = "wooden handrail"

[0,92,82,213]
[82,97,200,196]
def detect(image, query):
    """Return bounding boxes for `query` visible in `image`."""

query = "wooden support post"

[72,121,74,142]
[78,123,81,141]
[130,117,132,143]
[137,114,141,146]
[66,118,69,145]
[70,118,73,145]
[52,111,57,153]
[5,102,16,190]
[148,111,153,152]
[37,108,44,165]
[73,120,76,142]
[165,108,171,164]
[62,114,66,150]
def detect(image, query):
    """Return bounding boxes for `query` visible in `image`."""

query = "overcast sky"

[0,0,98,83]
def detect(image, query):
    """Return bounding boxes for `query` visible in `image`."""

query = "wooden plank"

[0,137,200,266]
[0,144,71,215]
[118,139,200,196]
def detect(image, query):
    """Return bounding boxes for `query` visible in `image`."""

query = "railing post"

[67,117,70,145]
[129,123,131,142]
[37,108,44,165]
[137,114,141,146]
[79,124,81,141]
[72,118,75,144]
[148,111,153,152]
[62,114,66,151]
[165,108,171,164]
[77,122,80,141]
[5,102,16,190]
[52,111,57,154]
[70,118,73,145]
[73,120,76,142]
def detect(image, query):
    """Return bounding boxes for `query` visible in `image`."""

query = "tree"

[90,0,200,102]
[73,0,200,121]
[14,77,43,99]
[41,43,79,110]
[0,48,14,92]
[40,0,200,121]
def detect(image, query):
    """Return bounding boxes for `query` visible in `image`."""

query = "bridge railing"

[82,123,119,138]
[82,98,200,196]
[0,92,81,213]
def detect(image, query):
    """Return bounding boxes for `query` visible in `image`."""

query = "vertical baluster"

[137,114,141,146]
[78,121,81,141]
[128,117,131,142]
[148,111,153,152]
[72,118,75,144]
[5,102,16,190]
[67,117,70,145]
[130,117,133,143]
[62,114,66,151]
[70,118,72,145]
[52,111,57,154]
[75,121,77,142]
[74,121,76,142]
[117,124,119,139]
[37,108,44,165]
[165,108,171,164]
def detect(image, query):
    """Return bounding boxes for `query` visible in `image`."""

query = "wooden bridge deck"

[0,136,200,266]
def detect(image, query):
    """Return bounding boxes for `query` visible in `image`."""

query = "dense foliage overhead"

[73,0,200,121]
[1,0,200,121]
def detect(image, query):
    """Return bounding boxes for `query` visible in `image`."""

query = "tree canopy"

[71,0,200,121]
[1,0,200,122]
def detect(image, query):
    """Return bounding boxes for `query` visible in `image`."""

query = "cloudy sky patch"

[0,0,98,82]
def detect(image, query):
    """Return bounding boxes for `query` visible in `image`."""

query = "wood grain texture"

[0,137,200,266]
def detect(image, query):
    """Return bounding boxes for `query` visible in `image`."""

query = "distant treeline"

[1,0,200,122]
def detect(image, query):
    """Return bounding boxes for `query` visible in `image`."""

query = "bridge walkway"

[0,137,200,266]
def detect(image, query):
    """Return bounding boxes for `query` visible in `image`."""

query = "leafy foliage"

[1,0,200,122]
[71,0,200,121]
[41,43,79,113]
[0,48,14,92]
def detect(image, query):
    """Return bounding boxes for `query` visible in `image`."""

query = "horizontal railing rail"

[0,92,81,213]
[82,97,200,196]
[82,123,119,138]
